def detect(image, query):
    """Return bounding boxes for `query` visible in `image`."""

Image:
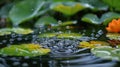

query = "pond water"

[0,26,120,67]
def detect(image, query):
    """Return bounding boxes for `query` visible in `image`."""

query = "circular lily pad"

[91,46,120,61]
[0,43,50,57]
[12,28,33,34]
[79,41,110,48]
[106,33,120,40]
[39,33,82,39]
[0,28,33,36]
[0,28,12,36]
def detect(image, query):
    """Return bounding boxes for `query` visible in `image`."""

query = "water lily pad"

[91,46,120,61]
[0,28,12,36]
[101,12,120,26]
[9,0,45,26]
[0,28,33,36]
[79,41,109,48]
[50,2,90,16]
[81,12,120,25]
[0,44,50,57]
[39,33,82,39]
[79,0,108,10]
[81,14,101,24]
[35,16,57,27]
[106,33,120,40]
[12,28,33,34]
[102,0,120,11]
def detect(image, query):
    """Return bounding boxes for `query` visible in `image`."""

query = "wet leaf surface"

[0,28,33,36]
[39,33,82,39]
[9,0,45,26]
[50,2,89,16]
[79,41,109,48]
[91,46,120,61]
[0,43,50,57]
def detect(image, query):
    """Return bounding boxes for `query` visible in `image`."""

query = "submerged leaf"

[91,46,120,61]
[0,44,50,57]
[39,33,82,39]
[9,0,45,26]
[50,2,89,15]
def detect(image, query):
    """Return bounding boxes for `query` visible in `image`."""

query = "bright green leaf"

[0,28,33,36]
[50,2,89,16]
[102,0,120,11]
[0,43,50,57]
[9,0,45,26]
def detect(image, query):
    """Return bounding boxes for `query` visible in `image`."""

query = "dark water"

[0,27,120,67]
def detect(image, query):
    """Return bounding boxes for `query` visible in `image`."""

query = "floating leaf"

[52,0,75,2]
[0,28,33,36]
[0,3,13,18]
[79,41,109,48]
[106,33,120,40]
[81,14,101,24]
[9,0,45,26]
[101,12,120,26]
[52,21,77,28]
[0,28,12,36]
[82,12,120,25]
[102,0,120,11]
[79,0,108,10]
[39,33,82,39]
[12,28,33,34]
[0,44,50,57]
[50,2,90,16]
[35,16,57,27]
[91,46,120,61]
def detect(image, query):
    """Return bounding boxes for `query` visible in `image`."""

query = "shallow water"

[0,27,120,67]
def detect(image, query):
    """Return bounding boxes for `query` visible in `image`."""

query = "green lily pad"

[50,2,89,16]
[53,0,75,2]
[12,28,33,34]
[0,43,50,57]
[52,21,77,28]
[91,46,120,61]
[81,14,101,24]
[81,12,120,25]
[39,33,82,39]
[106,33,120,40]
[9,0,45,26]
[0,3,13,18]
[0,28,12,36]
[102,0,120,11]
[35,16,57,27]
[0,28,33,36]
[79,41,110,48]
[79,0,108,10]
